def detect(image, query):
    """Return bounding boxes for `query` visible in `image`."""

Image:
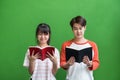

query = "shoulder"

[62,39,73,47]
[54,47,59,52]
[87,40,98,47]
[49,45,59,52]
[88,40,96,44]
[51,47,60,56]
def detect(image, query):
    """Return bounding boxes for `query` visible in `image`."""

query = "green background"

[0,0,120,80]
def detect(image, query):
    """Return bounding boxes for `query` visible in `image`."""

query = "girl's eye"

[38,33,49,35]
[38,33,42,35]
[44,33,48,35]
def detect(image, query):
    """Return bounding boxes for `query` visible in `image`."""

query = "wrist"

[66,62,71,67]
[29,60,35,63]
[87,61,92,67]
[53,61,57,66]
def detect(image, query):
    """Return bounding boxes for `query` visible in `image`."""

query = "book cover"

[65,47,92,63]
[29,46,55,60]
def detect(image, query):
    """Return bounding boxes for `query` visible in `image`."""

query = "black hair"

[36,23,51,45]
[70,16,86,28]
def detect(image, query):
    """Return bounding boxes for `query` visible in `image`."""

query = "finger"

[72,56,75,60]
[70,56,73,60]
[46,54,50,59]
[70,57,75,64]
[83,58,89,64]
[85,56,89,61]
[35,52,40,58]
[83,56,87,59]
[83,56,89,61]
[31,50,34,56]
[68,57,73,62]
[46,53,51,59]
[52,50,55,56]
[34,52,39,56]
[47,51,53,57]
[28,55,30,59]
[71,56,75,61]
[83,59,86,63]
[72,57,75,62]
[47,52,55,60]
[83,58,87,62]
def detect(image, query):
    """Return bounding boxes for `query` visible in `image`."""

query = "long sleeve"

[88,41,100,70]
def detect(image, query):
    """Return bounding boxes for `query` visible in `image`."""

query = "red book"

[29,46,55,60]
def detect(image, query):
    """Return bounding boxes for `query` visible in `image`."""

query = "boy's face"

[72,23,86,39]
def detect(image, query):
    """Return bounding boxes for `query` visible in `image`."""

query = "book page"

[29,46,55,60]
[65,47,92,63]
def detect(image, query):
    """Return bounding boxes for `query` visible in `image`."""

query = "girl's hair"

[70,16,86,28]
[36,23,51,45]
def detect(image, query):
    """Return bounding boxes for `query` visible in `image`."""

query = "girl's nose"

[41,34,45,38]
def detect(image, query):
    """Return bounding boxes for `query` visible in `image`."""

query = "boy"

[60,16,100,80]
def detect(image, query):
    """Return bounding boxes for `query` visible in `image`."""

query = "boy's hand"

[67,56,75,66]
[83,56,92,67]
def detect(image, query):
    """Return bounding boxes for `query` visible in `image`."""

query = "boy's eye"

[79,27,82,30]
[73,27,78,30]
[73,27,82,30]
[73,28,79,30]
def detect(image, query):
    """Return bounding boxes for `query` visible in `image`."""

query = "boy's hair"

[70,16,86,28]
[36,23,51,45]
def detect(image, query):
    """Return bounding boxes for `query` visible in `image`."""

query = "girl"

[23,23,60,80]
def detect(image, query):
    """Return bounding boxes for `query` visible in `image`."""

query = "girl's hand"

[47,51,58,75]
[28,51,40,75]
[28,51,40,62]
[83,56,92,67]
[46,51,57,65]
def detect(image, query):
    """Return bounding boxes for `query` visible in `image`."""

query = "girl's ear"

[84,26,86,30]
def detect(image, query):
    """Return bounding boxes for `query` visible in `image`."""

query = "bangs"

[39,27,49,34]
[37,25,50,35]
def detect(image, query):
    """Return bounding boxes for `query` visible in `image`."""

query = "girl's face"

[37,32,49,45]
[72,23,86,39]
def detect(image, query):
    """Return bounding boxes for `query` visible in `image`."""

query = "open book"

[65,47,92,63]
[29,46,55,60]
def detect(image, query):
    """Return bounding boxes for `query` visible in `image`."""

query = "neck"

[38,43,48,48]
[73,37,87,44]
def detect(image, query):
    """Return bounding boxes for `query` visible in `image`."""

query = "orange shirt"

[60,39,100,70]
